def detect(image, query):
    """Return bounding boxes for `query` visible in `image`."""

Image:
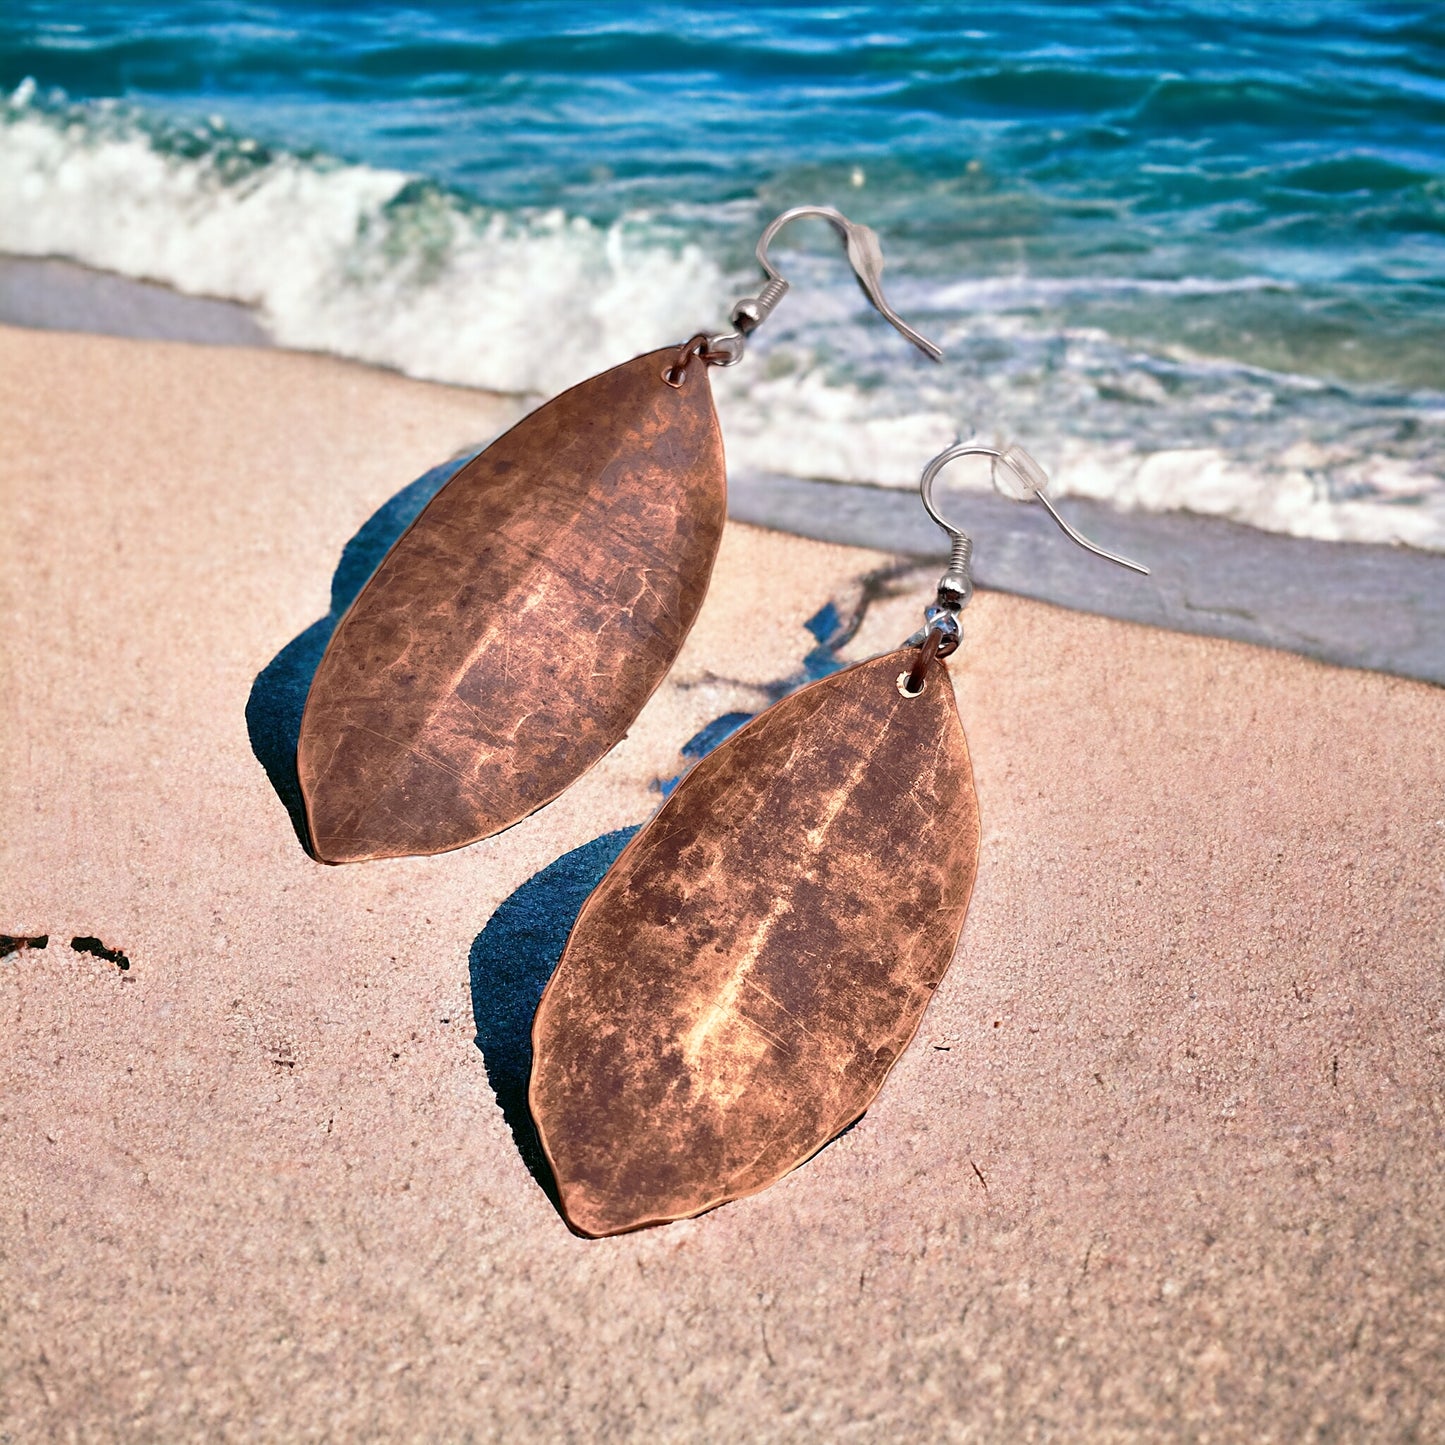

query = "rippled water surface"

[3,2,1443,545]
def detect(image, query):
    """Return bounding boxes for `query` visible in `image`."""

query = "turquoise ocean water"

[2,2,1443,547]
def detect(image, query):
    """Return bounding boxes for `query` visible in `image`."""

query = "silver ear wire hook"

[921,441,1150,581]
[716,205,944,364]
[904,441,1150,673]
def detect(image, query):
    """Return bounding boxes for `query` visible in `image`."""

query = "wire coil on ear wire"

[947,532,972,581]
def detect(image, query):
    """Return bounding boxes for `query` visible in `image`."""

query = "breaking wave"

[2,80,1442,550]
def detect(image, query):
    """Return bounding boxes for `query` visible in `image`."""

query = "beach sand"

[3,323,1443,1440]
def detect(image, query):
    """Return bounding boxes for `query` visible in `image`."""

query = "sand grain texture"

[2,325,1443,1441]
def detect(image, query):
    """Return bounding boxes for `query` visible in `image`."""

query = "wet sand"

[7,253,1445,690]
[2,324,1443,1441]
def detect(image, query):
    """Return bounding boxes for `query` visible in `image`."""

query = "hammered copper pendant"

[530,648,980,1237]
[297,348,726,863]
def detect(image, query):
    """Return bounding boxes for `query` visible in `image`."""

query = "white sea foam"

[0,92,726,395]
[1048,440,1445,548]
[925,273,1296,312]
[2,83,1442,552]
[713,366,955,488]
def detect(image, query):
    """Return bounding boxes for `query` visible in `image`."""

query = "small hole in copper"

[896,670,925,698]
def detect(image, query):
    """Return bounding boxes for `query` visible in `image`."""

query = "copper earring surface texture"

[529,647,980,1237]
[298,349,724,863]
[527,439,1150,1238]
[297,204,941,863]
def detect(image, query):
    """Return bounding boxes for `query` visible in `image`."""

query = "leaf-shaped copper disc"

[297,348,726,863]
[530,648,980,1237]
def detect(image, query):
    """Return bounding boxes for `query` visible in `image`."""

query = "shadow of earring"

[245,454,474,854]
[468,827,639,1208]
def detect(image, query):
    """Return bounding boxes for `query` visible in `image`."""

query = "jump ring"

[662,334,711,388]
[900,626,950,697]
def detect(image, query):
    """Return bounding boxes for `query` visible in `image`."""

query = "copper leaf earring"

[528,442,1150,1237]
[297,207,940,863]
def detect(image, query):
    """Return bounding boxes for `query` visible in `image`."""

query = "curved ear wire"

[724,206,944,362]
[903,439,1151,675]
[921,441,1151,578]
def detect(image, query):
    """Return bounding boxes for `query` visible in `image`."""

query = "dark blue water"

[3,2,1443,546]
